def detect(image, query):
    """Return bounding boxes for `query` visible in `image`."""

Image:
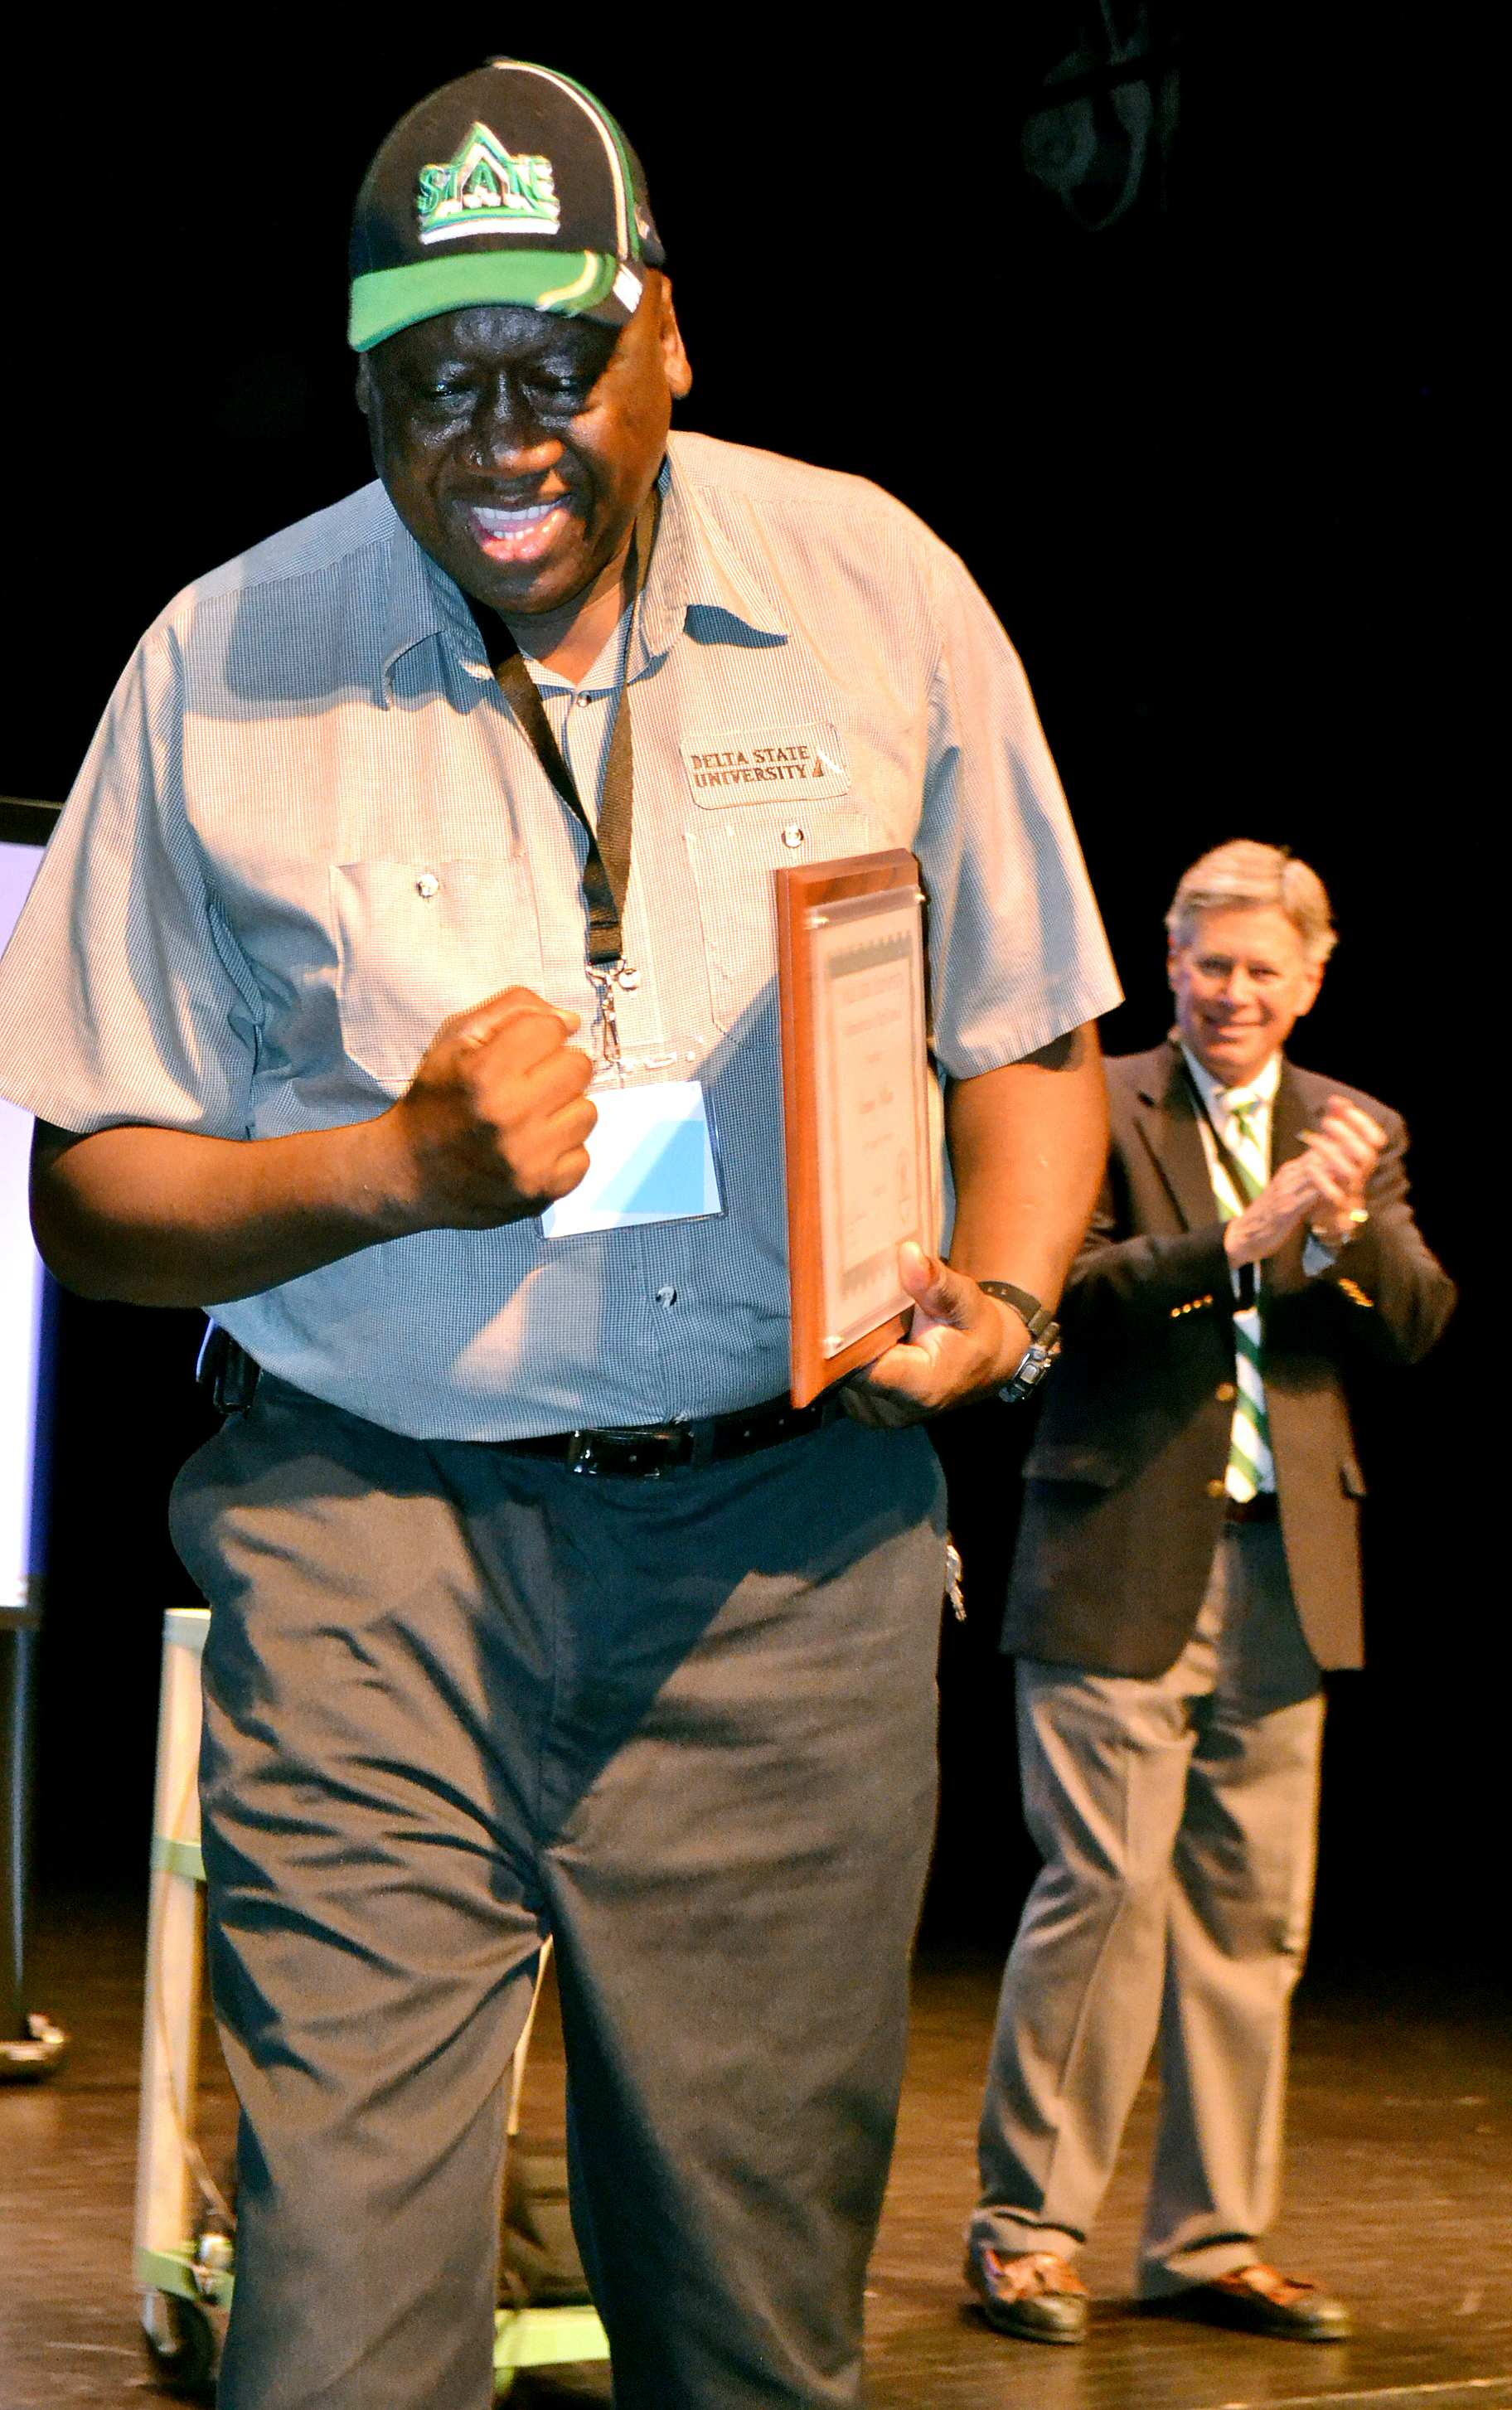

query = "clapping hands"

[1224,1099,1385,1268]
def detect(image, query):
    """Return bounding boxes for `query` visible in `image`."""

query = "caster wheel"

[141,2290,217,2394]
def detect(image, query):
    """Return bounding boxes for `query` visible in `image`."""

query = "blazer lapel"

[1132,1041,1219,1232]
[1271,1057,1310,1169]
[1264,1056,1311,1294]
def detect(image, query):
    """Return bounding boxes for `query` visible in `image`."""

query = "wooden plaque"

[775,850,933,1409]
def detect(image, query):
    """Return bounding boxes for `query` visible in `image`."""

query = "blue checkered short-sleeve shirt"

[0,432,1120,1438]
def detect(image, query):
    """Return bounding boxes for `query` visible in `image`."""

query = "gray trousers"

[168,1375,946,2410]
[972,1524,1325,2293]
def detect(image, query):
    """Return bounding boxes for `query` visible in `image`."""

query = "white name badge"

[541,1079,724,1239]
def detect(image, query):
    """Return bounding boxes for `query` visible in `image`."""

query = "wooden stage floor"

[2,1894,1509,2408]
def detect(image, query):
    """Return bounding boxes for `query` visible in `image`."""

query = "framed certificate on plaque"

[775,850,934,1408]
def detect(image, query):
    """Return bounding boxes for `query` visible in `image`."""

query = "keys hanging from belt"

[945,1537,966,1622]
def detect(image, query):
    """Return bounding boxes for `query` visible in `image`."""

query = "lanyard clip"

[587,962,623,1071]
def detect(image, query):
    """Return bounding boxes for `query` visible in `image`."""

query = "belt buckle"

[566,1424,689,1478]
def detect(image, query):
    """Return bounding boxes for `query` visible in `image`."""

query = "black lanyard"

[1180,1064,1260,1310]
[472,492,658,984]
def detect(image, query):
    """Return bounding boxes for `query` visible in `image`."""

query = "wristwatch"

[979,1281,1061,1404]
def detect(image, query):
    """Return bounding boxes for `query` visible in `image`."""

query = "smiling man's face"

[1168,904,1325,1087]
[357,274,691,625]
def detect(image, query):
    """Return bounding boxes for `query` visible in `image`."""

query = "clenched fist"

[380,987,598,1230]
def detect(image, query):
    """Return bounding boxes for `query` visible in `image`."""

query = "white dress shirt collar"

[1180,1041,1282,1126]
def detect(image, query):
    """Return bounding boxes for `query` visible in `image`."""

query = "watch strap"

[977,1280,1057,1344]
[979,1280,1061,1406]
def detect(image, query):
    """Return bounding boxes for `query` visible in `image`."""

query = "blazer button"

[1216,1382,1236,1404]
[1205,1478,1226,1499]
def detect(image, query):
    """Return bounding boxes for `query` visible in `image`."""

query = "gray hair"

[1166,840,1337,967]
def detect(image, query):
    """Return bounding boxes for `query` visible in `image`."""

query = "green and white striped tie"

[1210,1093,1274,1502]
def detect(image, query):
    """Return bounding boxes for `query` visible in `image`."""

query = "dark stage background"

[6,16,1490,1984]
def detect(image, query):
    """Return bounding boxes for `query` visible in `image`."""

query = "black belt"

[503,1391,845,1479]
[1224,1492,1278,1524]
[198,1330,843,1476]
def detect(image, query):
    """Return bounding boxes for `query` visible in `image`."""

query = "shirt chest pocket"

[331,858,543,1097]
[683,806,872,1037]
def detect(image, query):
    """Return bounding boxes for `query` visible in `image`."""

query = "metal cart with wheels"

[134,1606,611,2397]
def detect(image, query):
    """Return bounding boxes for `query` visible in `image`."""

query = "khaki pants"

[171,1375,946,2409]
[972,1522,1325,2293]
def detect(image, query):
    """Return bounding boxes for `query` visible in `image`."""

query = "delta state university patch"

[679,725,851,806]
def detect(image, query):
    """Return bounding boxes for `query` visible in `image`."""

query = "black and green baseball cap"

[348,61,665,352]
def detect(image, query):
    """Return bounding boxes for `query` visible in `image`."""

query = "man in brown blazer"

[964,841,1456,2347]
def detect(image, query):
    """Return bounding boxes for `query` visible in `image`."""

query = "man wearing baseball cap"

[0,61,1119,2410]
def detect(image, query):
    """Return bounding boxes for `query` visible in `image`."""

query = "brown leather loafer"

[964,2244,1090,2344]
[1153,2261,1351,2341]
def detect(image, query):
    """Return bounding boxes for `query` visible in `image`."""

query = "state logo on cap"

[348,59,666,352]
[416,124,561,245]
